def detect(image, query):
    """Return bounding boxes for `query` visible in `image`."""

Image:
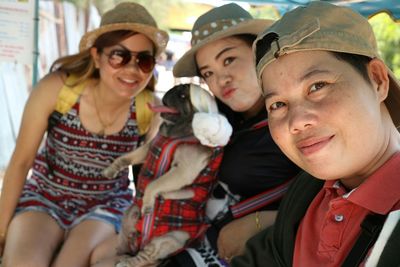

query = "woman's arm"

[217,210,278,261]
[0,73,64,255]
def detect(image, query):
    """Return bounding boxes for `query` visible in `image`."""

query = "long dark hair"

[331,52,372,83]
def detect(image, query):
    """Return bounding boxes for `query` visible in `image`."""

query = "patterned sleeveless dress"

[16,98,140,232]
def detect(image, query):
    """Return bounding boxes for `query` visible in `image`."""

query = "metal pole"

[32,0,40,86]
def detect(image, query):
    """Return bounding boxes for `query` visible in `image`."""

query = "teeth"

[121,78,136,84]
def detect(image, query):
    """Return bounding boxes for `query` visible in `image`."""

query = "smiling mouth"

[119,77,138,86]
[120,78,136,83]
[297,135,334,156]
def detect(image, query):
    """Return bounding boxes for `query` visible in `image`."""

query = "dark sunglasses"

[104,49,156,73]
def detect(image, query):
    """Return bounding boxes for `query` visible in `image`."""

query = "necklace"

[93,88,120,136]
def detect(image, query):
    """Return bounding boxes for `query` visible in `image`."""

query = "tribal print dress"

[16,98,140,232]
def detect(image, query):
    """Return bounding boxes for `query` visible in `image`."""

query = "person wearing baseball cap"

[0,2,168,266]
[233,2,400,266]
[167,3,301,267]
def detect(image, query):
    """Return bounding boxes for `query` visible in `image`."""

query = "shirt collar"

[325,152,400,214]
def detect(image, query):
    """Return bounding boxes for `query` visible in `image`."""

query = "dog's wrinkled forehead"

[162,84,191,107]
[162,83,218,114]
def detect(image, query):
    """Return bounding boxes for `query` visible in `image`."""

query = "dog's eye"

[180,93,186,99]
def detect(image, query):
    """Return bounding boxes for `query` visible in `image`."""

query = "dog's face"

[157,84,195,138]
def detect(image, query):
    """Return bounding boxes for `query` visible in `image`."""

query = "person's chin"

[296,153,335,178]
[307,167,339,180]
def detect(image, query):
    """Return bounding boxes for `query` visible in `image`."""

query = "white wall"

[0,1,100,170]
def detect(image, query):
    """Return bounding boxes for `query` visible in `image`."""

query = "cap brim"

[173,19,274,77]
[79,23,168,56]
[386,69,400,128]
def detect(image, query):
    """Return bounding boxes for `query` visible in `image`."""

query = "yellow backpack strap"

[55,75,86,114]
[135,88,154,136]
[48,75,86,131]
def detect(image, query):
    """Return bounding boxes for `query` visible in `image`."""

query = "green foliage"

[249,5,280,20]
[369,13,400,78]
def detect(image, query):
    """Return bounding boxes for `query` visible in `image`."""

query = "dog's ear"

[187,84,233,147]
[189,84,218,113]
[192,112,232,147]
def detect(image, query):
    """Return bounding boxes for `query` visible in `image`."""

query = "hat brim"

[79,23,169,56]
[173,19,274,77]
[386,69,400,128]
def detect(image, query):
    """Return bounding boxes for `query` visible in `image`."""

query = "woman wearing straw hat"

[166,3,300,266]
[0,2,167,266]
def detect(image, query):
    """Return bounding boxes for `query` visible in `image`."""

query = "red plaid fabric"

[134,135,223,248]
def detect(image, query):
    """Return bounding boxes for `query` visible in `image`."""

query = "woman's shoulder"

[28,72,76,115]
[34,71,66,97]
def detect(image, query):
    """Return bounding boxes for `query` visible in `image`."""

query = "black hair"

[331,52,372,83]
[235,34,257,47]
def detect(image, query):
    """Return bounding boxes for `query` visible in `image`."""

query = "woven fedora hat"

[254,1,400,128]
[79,2,168,56]
[173,3,274,77]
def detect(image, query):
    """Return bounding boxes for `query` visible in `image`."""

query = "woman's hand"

[217,210,278,262]
[217,213,258,261]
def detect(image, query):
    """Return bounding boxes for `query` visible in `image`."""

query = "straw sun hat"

[254,1,400,128]
[79,2,169,56]
[173,3,274,77]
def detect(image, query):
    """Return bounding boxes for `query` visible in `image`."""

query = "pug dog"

[102,83,232,267]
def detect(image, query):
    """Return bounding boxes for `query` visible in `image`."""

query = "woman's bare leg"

[90,234,120,265]
[2,211,64,267]
[91,255,123,267]
[51,219,115,267]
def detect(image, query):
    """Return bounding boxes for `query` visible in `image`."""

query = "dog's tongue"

[147,103,179,114]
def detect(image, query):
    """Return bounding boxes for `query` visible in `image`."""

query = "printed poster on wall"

[0,0,35,65]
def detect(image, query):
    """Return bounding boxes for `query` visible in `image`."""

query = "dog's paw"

[141,192,156,215]
[102,166,118,179]
[115,256,132,267]
[141,205,154,215]
[142,242,158,259]
[103,157,132,179]
[115,261,129,267]
[116,254,157,267]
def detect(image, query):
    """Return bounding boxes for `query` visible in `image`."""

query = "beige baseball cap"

[173,3,274,77]
[79,2,168,56]
[254,1,400,128]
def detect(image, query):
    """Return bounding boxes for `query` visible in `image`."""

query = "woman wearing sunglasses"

[0,3,168,267]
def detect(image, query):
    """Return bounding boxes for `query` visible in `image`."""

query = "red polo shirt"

[293,152,400,267]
